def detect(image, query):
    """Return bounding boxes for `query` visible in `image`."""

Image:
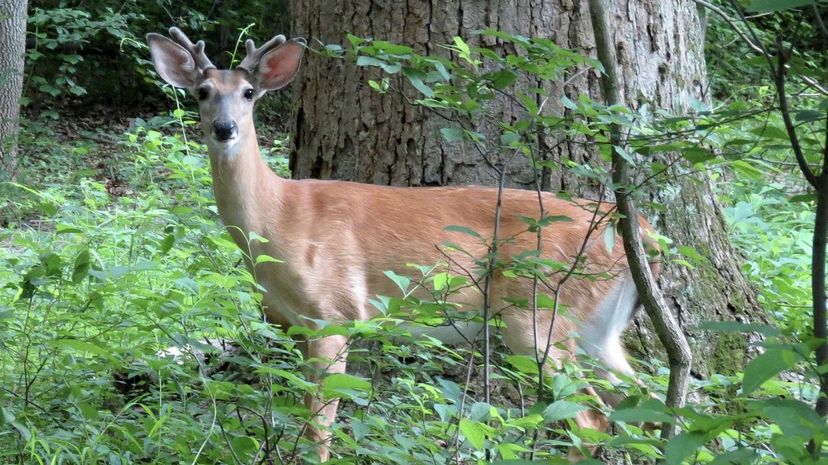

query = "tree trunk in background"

[0,0,27,178]
[289,0,764,377]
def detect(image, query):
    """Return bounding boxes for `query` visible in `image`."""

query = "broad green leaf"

[603,224,616,253]
[441,127,465,142]
[383,270,411,293]
[444,224,483,239]
[761,398,825,438]
[51,339,111,359]
[72,249,90,283]
[708,448,759,465]
[542,400,588,423]
[432,272,449,291]
[459,418,485,449]
[795,109,824,122]
[1,406,15,426]
[610,399,675,424]
[505,354,540,375]
[403,67,434,97]
[255,254,283,265]
[488,70,517,89]
[676,246,705,265]
[664,431,708,465]
[322,373,371,401]
[742,348,800,395]
[159,234,175,254]
[682,147,716,164]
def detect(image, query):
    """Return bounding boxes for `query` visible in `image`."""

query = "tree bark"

[0,0,27,178]
[289,0,764,377]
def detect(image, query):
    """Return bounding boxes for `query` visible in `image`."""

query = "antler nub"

[168,27,216,72]
[237,34,287,73]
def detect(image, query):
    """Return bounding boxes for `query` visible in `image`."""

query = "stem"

[773,39,819,189]
[810,116,828,441]
[588,0,693,440]
[480,164,505,461]
[813,183,828,419]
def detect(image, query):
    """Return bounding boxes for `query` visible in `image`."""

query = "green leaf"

[742,348,801,395]
[159,234,175,254]
[708,448,760,465]
[761,398,825,438]
[459,418,485,449]
[488,70,517,89]
[682,147,716,164]
[790,193,817,203]
[432,272,449,291]
[403,67,434,97]
[561,95,578,110]
[542,400,588,423]
[444,224,483,239]
[355,56,402,74]
[383,270,411,293]
[322,373,371,403]
[505,355,540,375]
[747,0,815,12]
[664,431,708,465]
[603,224,616,253]
[72,249,90,283]
[795,109,824,122]
[441,127,465,143]
[51,339,112,359]
[1,406,15,426]
[255,254,283,265]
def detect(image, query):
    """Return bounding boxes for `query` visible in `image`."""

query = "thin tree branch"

[773,38,820,188]
[588,0,693,440]
[692,0,764,54]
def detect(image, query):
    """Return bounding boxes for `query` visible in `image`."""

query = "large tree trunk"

[0,0,27,178]
[289,0,764,377]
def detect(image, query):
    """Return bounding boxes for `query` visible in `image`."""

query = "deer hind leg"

[499,311,610,434]
[304,334,348,462]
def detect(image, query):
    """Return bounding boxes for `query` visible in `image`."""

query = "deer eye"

[197,87,209,101]
[243,88,255,101]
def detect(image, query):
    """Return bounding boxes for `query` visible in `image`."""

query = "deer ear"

[147,33,199,89]
[256,39,305,91]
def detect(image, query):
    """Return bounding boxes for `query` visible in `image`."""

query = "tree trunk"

[0,0,27,178]
[289,0,764,377]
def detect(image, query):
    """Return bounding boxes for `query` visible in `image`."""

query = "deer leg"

[304,334,348,462]
[500,312,608,462]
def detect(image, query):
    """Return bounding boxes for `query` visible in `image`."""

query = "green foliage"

[4,1,828,463]
[24,0,290,109]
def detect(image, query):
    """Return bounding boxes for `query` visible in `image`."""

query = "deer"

[146,27,659,462]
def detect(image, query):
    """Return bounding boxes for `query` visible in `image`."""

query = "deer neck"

[207,134,284,244]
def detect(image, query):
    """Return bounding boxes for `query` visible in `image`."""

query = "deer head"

[146,27,305,157]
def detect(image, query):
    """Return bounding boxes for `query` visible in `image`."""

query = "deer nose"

[212,120,238,141]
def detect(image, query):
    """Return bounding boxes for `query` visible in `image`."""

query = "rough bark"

[0,0,27,178]
[289,0,764,377]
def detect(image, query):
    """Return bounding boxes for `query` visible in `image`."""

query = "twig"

[692,0,764,54]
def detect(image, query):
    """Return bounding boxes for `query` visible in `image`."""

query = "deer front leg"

[304,334,348,462]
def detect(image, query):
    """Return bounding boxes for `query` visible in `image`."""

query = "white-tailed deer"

[147,28,659,461]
